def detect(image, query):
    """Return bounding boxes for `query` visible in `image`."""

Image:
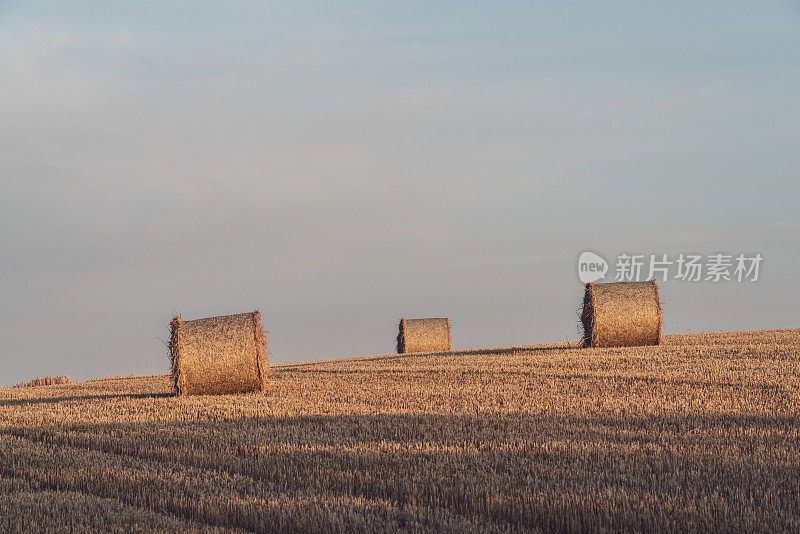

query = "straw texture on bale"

[169,311,268,396]
[581,281,662,348]
[397,318,452,354]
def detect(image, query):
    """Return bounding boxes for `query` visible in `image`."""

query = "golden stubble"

[1,328,798,532]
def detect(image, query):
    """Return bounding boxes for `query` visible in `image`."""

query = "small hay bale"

[169,311,268,396]
[15,376,71,388]
[396,318,452,354]
[580,281,662,348]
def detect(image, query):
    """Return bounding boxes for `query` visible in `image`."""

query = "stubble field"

[1,328,799,532]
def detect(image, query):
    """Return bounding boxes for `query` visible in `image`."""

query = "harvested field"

[2,328,800,532]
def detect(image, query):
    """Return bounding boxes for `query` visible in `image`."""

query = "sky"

[1,1,799,386]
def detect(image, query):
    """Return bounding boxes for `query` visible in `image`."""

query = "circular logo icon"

[577,250,608,284]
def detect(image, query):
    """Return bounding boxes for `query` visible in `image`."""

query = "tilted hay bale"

[581,281,662,348]
[169,311,268,396]
[396,318,452,354]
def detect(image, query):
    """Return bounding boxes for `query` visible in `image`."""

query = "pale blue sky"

[1,1,799,385]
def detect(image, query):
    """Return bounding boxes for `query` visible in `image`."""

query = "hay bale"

[169,311,268,396]
[580,281,662,348]
[396,318,452,354]
[15,376,71,388]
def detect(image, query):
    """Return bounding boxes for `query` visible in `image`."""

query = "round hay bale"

[396,318,452,354]
[169,311,268,396]
[581,281,662,348]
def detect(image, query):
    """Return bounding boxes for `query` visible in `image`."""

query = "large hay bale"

[169,311,268,396]
[397,318,452,354]
[581,281,662,348]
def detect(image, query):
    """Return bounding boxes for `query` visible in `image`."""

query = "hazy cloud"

[1,1,799,384]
